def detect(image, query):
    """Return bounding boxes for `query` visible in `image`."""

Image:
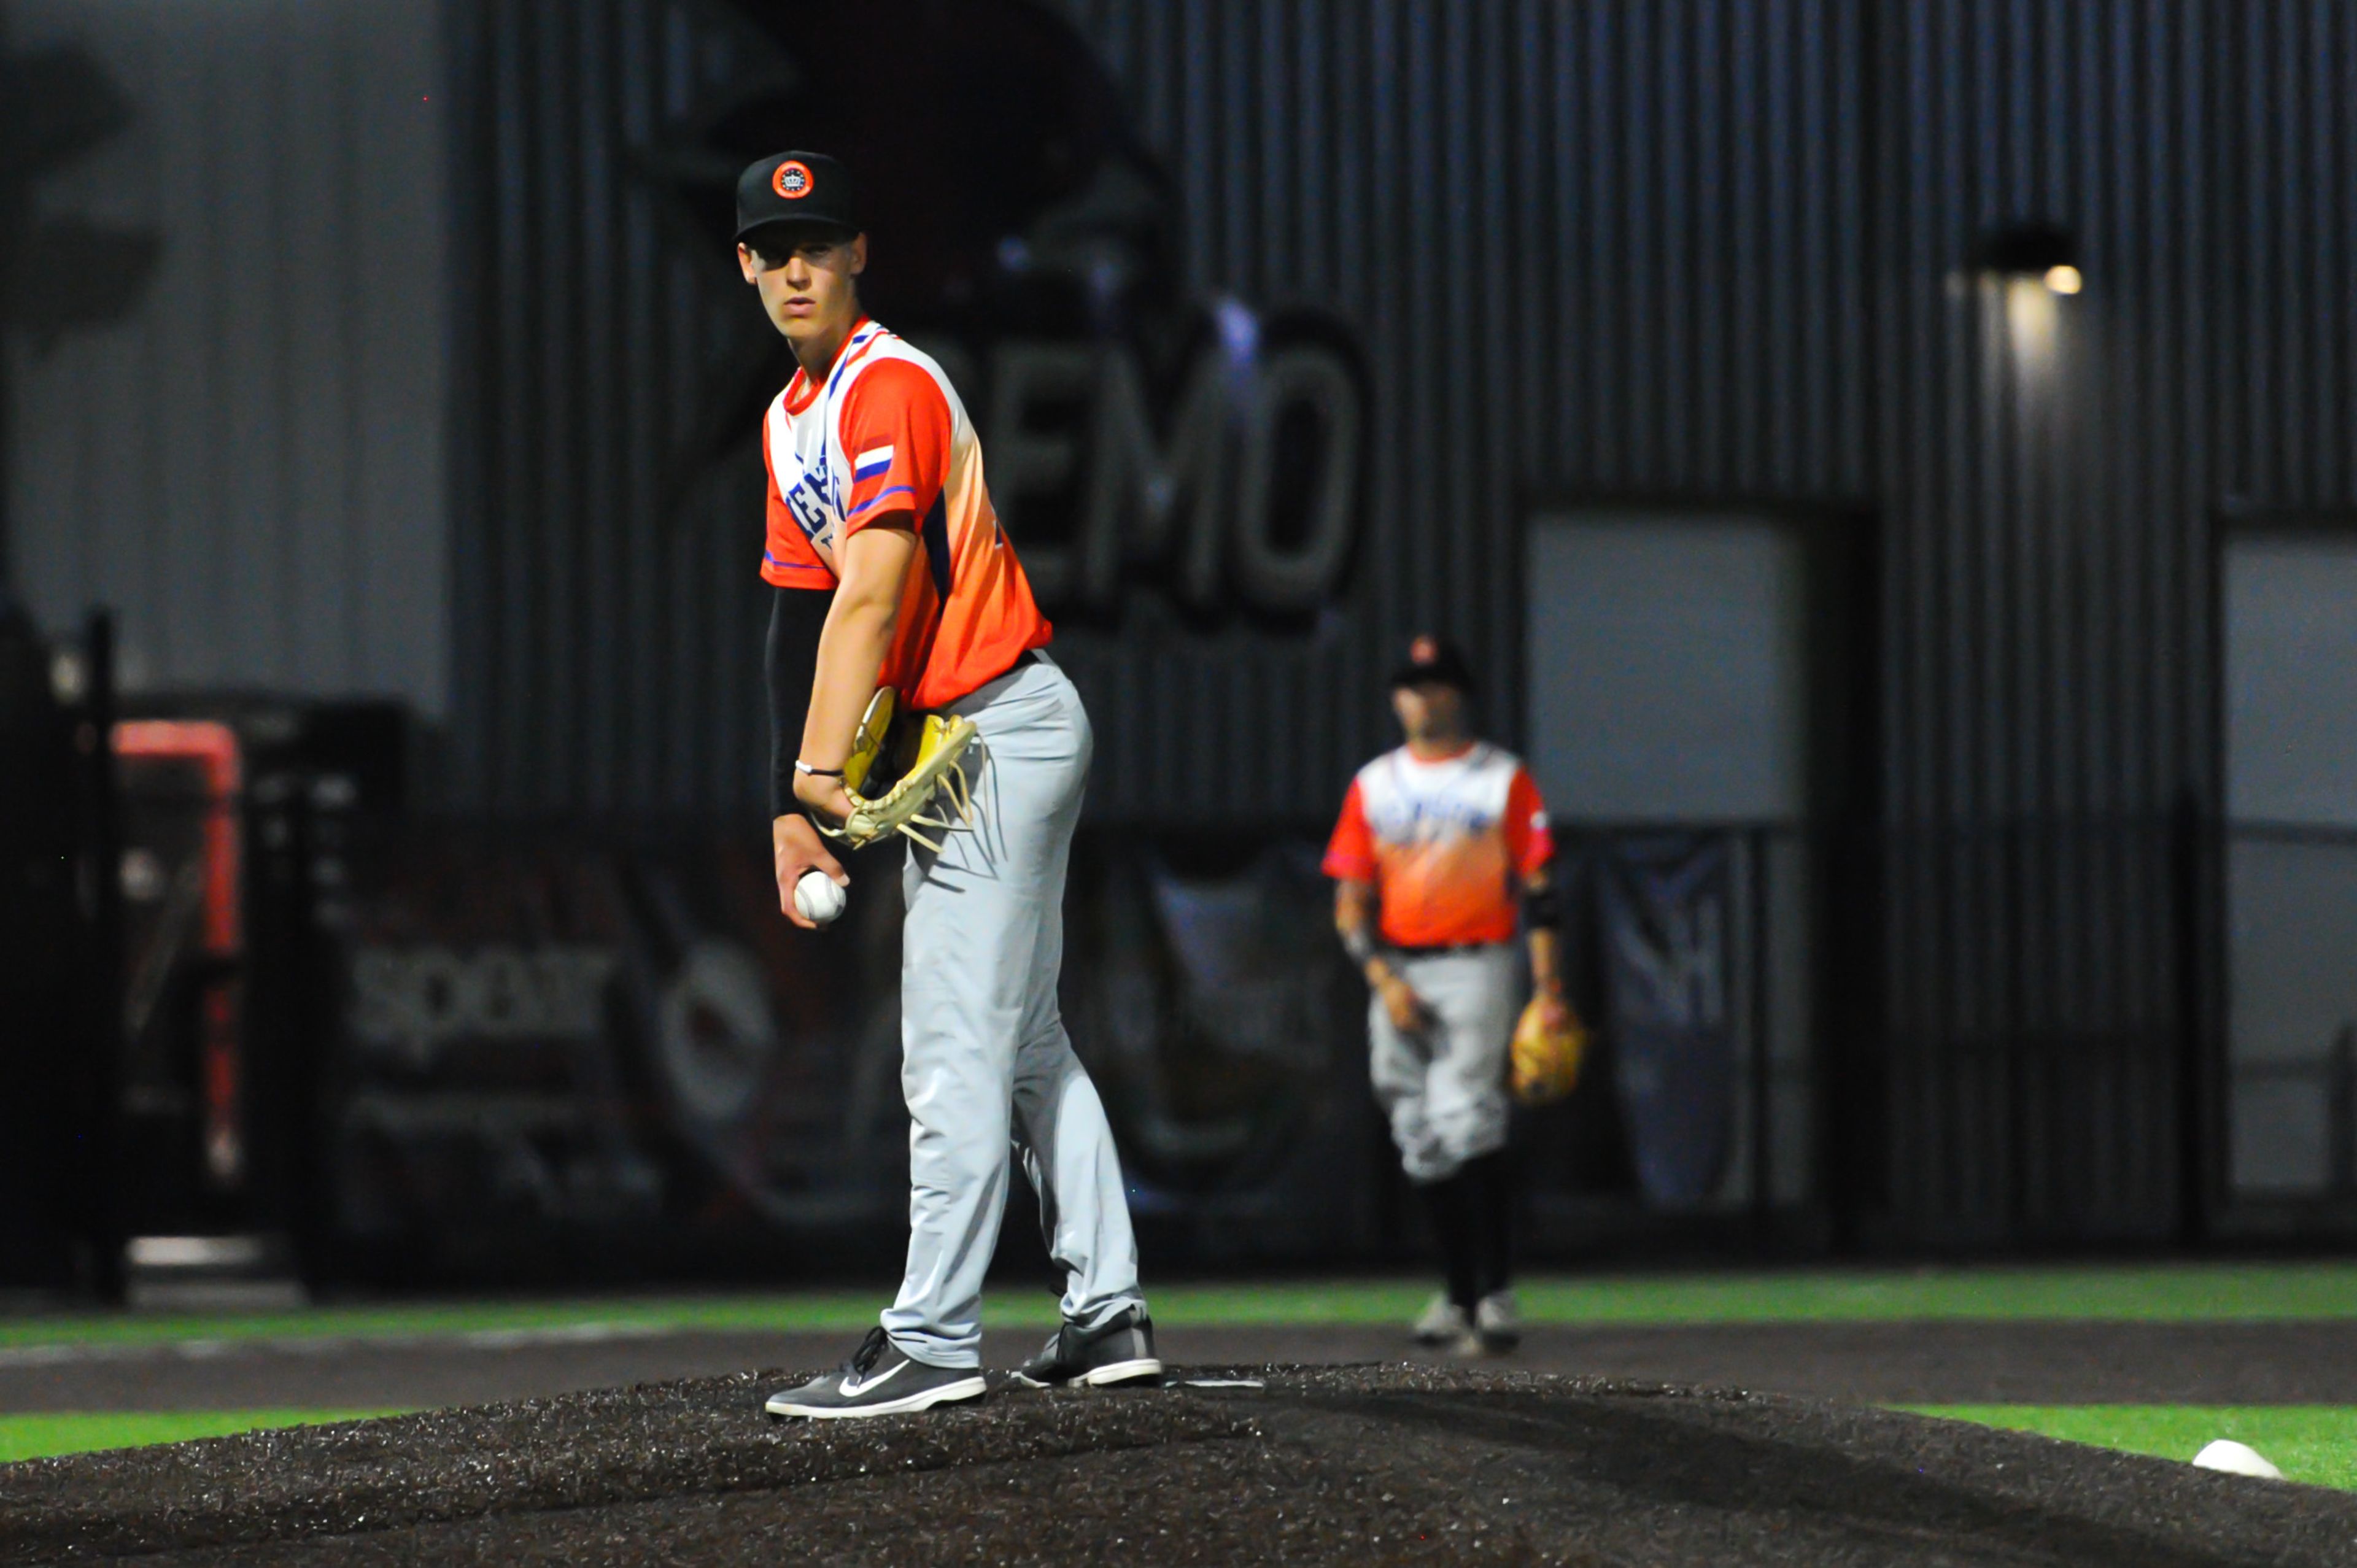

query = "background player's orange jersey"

[1323,744,1554,948]
[761,317,1050,709]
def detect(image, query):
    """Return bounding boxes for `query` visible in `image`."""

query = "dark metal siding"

[449,0,1872,825]
[447,0,2357,1242]
[1059,0,1875,821]
[449,0,776,816]
[7,0,451,717]
[1864,0,2224,1242]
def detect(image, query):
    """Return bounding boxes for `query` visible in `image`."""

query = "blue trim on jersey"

[853,456,892,480]
[848,484,915,518]
[825,325,883,396]
[764,552,834,584]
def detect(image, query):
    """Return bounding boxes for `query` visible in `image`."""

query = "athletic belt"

[1391,940,1509,957]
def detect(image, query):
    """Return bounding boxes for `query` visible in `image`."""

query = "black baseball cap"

[735,151,858,245]
[1388,634,1476,694]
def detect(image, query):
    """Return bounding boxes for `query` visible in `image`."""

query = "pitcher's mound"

[6,1364,2351,1565]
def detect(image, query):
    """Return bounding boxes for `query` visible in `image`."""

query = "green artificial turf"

[1906,1405,2357,1491]
[0,1410,401,1464]
[4,1264,2355,1352]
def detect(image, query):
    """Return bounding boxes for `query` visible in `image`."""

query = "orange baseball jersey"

[760,316,1052,710]
[1323,744,1555,948]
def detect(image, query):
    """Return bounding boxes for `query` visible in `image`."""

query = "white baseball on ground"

[794,869,848,925]
[2192,1440,2283,1480]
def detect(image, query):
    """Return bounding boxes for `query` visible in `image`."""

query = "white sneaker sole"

[1442,1330,1520,1359]
[1075,1356,1163,1388]
[764,1374,987,1420]
[1011,1356,1164,1391]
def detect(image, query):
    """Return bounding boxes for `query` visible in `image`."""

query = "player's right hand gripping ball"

[794,869,848,926]
[1511,996,1587,1106]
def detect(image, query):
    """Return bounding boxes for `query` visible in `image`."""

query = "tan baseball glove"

[821,689,979,854]
[1511,995,1588,1106]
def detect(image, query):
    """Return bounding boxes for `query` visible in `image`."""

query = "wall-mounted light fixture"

[1973,220,2081,295]
[1972,221,2080,377]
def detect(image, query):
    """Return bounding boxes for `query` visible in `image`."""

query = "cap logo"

[773,160,814,199]
[1410,635,1438,665]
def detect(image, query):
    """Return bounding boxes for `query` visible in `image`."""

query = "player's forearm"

[1528,925,1564,998]
[800,595,897,771]
[799,525,913,774]
[1334,882,1395,986]
[1524,868,1564,997]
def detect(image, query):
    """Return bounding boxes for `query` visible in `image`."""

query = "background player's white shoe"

[1412,1294,1471,1345]
[1474,1289,1522,1353]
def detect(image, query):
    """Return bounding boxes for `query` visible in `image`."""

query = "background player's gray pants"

[1369,944,1521,1183]
[881,654,1145,1368]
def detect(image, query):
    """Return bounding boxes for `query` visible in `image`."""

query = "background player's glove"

[821,709,980,853]
[1511,993,1587,1106]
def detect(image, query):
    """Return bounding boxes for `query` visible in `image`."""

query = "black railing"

[2220,820,2357,1209]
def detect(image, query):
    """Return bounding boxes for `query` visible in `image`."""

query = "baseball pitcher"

[743,153,1158,1419]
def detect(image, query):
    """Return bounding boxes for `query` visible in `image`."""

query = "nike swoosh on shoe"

[840,1360,904,1398]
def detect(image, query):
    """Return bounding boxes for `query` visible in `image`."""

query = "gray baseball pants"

[880,652,1145,1367]
[1369,944,1520,1183]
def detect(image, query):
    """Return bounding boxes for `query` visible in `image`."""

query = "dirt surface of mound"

[5,1365,2353,1566]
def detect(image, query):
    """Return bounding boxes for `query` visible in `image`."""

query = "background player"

[740,152,1158,1419]
[1324,636,1569,1356]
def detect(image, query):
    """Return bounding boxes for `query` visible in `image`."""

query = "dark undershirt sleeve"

[767,583,834,817]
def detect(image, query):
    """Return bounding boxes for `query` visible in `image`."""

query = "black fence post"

[2172,790,2211,1246]
[1749,826,1773,1230]
[75,607,126,1302]
[2329,1025,2356,1200]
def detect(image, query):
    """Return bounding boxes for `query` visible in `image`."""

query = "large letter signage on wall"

[642,1,1370,628]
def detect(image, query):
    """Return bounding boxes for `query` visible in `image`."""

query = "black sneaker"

[763,1326,988,1420]
[1011,1303,1163,1389]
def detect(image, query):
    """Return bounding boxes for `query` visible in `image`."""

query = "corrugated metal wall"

[445,0,2357,1242]
[2218,0,2357,516]
[449,0,1873,821]
[1865,0,2216,1243]
[1056,0,1875,827]
[1859,1,2357,1244]
[4,0,452,717]
[444,0,777,816]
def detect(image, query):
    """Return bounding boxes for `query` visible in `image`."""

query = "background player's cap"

[1388,634,1476,694]
[735,151,858,245]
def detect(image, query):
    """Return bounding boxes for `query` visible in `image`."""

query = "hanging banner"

[1060,838,1366,1233]
[327,826,904,1264]
[319,824,1368,1278]
[1599,835,1736,1207]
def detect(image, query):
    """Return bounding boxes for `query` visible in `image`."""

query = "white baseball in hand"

[794,869,848,925]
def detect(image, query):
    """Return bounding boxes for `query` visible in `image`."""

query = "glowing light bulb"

[2043,264,2083,295]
